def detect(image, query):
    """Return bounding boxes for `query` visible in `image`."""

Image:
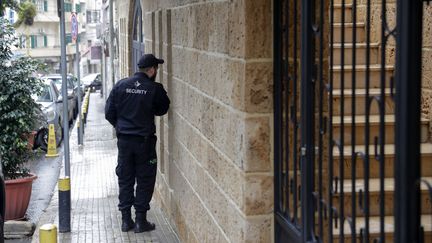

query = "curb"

[4,220,36,239]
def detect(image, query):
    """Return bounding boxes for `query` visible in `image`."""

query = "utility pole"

[72,9,83,145]
[57,0,71,233]
[76,37,83,145]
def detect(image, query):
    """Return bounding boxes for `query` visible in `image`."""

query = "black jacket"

[105,72,170,137]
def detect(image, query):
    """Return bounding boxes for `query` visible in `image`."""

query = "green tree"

[0,0,19,17]
[14,1,37,27]
[0,17,45,179]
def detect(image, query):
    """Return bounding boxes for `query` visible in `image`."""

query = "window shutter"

[65,33,72,44]
[31,35,36,48]
[44,1,48,12]
[65,2,71,12]
[44,35,47,47]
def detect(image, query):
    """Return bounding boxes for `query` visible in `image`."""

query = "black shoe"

[134,212,156,233]
[121,210,135,232]
[122,218,135,232]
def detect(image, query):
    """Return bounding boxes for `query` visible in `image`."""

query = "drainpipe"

[109,0,114,95]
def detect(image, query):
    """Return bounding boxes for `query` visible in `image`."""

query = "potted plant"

[0,17,45,220]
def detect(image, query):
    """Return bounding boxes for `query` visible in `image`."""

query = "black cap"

[137,54,164,68]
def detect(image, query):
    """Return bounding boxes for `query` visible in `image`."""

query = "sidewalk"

[32,93,180,243]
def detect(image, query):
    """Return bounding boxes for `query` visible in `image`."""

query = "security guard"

[105,54,170,233]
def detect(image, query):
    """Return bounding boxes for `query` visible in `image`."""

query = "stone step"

[331,88,393,116]
[333,43,380,65]
[332,177,432,216]
[332,64,394,89]
[332,115,430,145]
[334,0,353,4]
[333,22,366,43]
[332,215,432,242]
[330,143,432,178]
[333,3,354,23]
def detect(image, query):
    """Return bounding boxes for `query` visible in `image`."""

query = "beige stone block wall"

[422,4,432,136]
[139,0,274,243]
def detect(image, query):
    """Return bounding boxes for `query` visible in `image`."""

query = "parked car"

[42,74,78,123]
[32,79,64,151]
[81,73,102,92]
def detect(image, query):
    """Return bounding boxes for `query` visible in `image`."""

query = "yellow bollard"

[58,177,71,232]
[46,124,58,158]
[39,224,57,243]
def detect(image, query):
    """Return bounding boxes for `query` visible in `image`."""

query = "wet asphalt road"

[25,147,64,225]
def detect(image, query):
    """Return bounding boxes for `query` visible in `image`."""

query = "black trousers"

[116,135,157,213]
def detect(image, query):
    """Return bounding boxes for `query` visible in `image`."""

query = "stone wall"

[130,1,275,242]
[422,4,432,135]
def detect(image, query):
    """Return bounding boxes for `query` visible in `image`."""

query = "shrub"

[0,17,45,179]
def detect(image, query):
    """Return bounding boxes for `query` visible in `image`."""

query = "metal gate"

[273,0,431,242]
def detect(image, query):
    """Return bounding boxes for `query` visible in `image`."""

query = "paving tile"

[32,93,180,243]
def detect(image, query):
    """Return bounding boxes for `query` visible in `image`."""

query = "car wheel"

[37,124,63,152]
[32,129,45,150]
[36,128,48,152]
[56,124,64,147]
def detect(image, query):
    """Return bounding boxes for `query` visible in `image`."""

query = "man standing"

[105,54,170,233]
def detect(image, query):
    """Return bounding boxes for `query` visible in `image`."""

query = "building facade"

[9,0,86,74]
[80,0,103,76]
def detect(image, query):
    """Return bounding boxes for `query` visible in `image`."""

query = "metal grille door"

[273,0,430,242]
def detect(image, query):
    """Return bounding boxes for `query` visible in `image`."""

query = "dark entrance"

[274,0,430,242]
[132,0,145,73]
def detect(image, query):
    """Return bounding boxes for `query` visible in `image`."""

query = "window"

[29,35,47,48]
[9,10,14,23]
[30,35,37,48]
[65,34,72,44]
[51,82,59,97]
[34,0,47,12]
[65,2,72,12]
[86,10,100,24]
[19,36,26,48]
[76,4,81,13]
[92,10,100,23]
[37,85,52,102]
